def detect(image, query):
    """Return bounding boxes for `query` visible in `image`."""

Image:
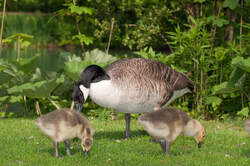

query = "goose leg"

[64,140,71,156]
[53,141,59,158]
[125,113,131,139]
[159,140,170,155]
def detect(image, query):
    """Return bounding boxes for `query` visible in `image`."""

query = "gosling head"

[81,137,93,157]
[193,121,206,148]
[80,127,94,157]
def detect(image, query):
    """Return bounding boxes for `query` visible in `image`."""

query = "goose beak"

[76,102,83,112]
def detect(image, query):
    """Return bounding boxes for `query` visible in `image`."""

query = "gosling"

[35,108,94,158]
[138,107,206,155]
[245,119,250,135]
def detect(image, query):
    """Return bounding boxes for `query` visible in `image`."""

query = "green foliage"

[237,107,249,118]
[64,49,118,81]
[72,34,94,45]
[1,0,250,119]
[207,15,229,27]
[205,96,223,109]
[3,33,34,46]
[67,3,94,15]
[0,55,66,117]
[7,75,65,98]
[213,56,250,95]
[223,0,240,10]
[64,60,90,81]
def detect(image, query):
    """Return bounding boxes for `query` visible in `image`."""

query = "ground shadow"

[241,148,250,158]
[94,129,147,140]
[39,143,83,158]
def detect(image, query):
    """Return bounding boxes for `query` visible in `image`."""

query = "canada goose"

[245,119,250,135]
[72,58,194,138]
[35,108,94,158]
[138,108,206,155]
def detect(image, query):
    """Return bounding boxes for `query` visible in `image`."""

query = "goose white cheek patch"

[79,85,90,102]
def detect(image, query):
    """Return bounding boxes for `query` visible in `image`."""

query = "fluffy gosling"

[138,107,206,155]
[35,108,94,158]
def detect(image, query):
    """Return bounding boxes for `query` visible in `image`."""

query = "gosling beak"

[198,142,202,148]
[84,150,88,157]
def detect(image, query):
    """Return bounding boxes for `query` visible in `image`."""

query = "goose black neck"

[78,65,110,88]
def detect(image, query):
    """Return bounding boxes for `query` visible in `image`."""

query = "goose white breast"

[90,80,155,113]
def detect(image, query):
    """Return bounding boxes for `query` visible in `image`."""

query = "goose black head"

[72,65,110,112]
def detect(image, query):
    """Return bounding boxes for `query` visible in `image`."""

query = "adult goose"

[72,58,194,139]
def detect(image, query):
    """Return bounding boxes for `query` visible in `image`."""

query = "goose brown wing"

[106,58,194,92]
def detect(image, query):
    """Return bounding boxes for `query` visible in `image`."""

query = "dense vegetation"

[0,0,249,120]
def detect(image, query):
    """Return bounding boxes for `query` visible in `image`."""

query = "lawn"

[0,116,249,166]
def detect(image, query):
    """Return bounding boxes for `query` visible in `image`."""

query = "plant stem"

[48,97,61,109]
[210,0,223,54]
[70,101,74,110]
[35,101,42,116]
[200,68,203,109]
[0,0,7,56]
[106,18,114,56]
[240,0,243,51]
[241,93,244,109]
[23,96,28,116]
[72,0,86,60]
[17,36,21,62]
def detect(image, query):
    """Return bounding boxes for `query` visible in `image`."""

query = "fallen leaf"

[237,142,246,146]
[116,139,121,143]
[225,154,232,157]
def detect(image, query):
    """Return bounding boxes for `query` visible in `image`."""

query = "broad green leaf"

[2,38,12,43]
[194,0,206,3]
[85,49,118,64]
[64,61,91,81]
[232,56,250,72]
[237,107,249,118]
[213,18,229,27]
[72,34,94,45]
[17,54,40,73]
[69,4,93,15]
[223,0,240,10]
[64,49,117,81]
[7,76,65,98]
[205,96,222,107]
[4,33,34,41]
[229,68,245,86]
[21,40,31,48]
[213,81,238,94]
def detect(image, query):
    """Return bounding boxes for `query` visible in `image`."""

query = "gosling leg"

[159,140,170,155]
[64,140,71,156]
[53,141,59,158]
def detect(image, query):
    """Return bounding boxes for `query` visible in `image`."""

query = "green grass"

[0,117,249,166]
